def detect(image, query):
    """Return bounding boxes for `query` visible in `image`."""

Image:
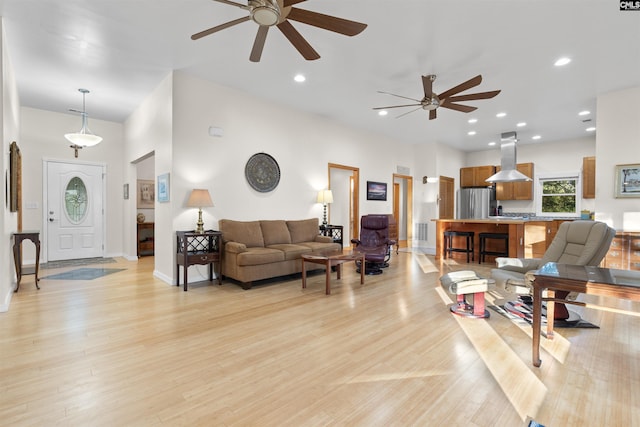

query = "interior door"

[46,161,105,261]
[439,176,454,219]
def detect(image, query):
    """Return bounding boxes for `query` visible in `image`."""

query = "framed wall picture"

[615,163,640,198]
[9,141,21,212]
[366,181,387,201]
[157,173,170,202]
[137,179,155,208]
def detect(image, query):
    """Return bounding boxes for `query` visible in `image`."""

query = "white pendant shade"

[66,89,102,147]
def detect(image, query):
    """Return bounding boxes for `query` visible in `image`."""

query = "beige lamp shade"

[316,189,334,204]
[187,189,214,208]
[187,189,213,234]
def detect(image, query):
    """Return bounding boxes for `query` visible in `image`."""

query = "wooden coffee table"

[301,251,365,295]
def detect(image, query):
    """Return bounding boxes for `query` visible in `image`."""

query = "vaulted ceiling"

[1,0,638,151]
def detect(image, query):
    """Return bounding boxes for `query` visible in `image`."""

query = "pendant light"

[65,88,102,152]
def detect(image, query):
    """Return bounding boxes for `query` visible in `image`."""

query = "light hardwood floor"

[1,252,639,426]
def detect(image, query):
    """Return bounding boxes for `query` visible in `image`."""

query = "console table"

[176,230,222,291]
[12,230,41,292]
[532,262,640,367]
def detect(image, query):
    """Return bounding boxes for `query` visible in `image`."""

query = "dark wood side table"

[320,224,343,246]
[176,230,222,291]
[12,230,41,292]
[532,262,640,367]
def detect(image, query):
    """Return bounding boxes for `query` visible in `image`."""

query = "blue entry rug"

[42,267,125,281]
[41,257,117,269]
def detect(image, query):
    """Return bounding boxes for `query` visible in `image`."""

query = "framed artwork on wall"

[157,173,170,202]
[9,141,21,212]
[614,163,640,198]
[137,179,155,208]
[366,181,387,201]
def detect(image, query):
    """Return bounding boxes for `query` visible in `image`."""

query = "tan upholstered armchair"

[491,220,616,319]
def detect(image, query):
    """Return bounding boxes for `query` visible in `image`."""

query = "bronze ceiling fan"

[374,74,501,120]
[191,0,367,62]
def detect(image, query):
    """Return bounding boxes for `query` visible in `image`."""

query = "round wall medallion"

[245,152,281,193]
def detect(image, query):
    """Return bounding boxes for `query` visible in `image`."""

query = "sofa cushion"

[219,219,265,248]
[287,218,320,244]
[237,247,285,266]
[298,241,341,253]
[261,220,292,246]
[266,244,312,260]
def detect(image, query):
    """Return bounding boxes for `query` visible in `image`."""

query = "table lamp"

[186,189,214,233]
[316,189,333,227]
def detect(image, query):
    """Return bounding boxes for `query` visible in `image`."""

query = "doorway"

[328,163,359,246]
[392,174,413,248]
[439,176,454,219]
[44,160,105,261]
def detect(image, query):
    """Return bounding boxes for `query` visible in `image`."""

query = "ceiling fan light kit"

[250,0,280,26]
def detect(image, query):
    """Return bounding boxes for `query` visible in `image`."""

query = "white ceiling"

[0,0,638,151]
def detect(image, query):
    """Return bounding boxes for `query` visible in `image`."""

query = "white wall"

[1,19,20,311]
[595,86,640,231]
[123,73,173,278]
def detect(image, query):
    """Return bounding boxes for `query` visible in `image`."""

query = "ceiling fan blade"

[286,8,367,36]
[422,75,434,97]
[440,102,477,113]
[446,90,501,103]
[210,0,250,10]
[283,0,307,6]
[373,104,422,110]
[437,75,483,100]
[191,16,251,40]
[277,20,320,60]
[396,107,424,119]
[377,91,421,103]
[250,26,269,62]
[429,110,437,120]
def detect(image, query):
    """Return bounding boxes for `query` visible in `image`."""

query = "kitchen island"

[434,218,553,262]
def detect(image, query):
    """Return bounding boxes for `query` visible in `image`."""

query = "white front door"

[46,161,105,261]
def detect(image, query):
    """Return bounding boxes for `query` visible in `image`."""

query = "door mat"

[42,268,125,281]
[489,298,599,329]
[41,257,117,269]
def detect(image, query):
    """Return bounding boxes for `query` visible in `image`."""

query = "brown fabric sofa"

[219,218,341,289]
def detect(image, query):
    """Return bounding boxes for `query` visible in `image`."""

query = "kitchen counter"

[434,219,553,261]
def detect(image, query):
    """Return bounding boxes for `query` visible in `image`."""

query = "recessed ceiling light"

[378,110,388,116]
[579,110,590,116]
[467,131,476,136]
[517,122,527,127]
[294,74,306,82]
[554,57,571,66]
[532,135,542,140]
[496,112,506,118]
[468,118,478,124]
[488,141,496,146]
[586,127,596,132]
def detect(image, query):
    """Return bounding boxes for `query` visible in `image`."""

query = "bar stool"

[478,232,509,264]
[443,230,475,263]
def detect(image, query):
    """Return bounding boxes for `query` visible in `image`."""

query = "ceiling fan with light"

[191,0,367,62]
[374,74,501,120]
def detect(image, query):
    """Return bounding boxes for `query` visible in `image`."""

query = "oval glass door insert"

[65,176,88,223]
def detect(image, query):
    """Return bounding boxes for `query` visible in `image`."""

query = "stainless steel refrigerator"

[457,187,496,219]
